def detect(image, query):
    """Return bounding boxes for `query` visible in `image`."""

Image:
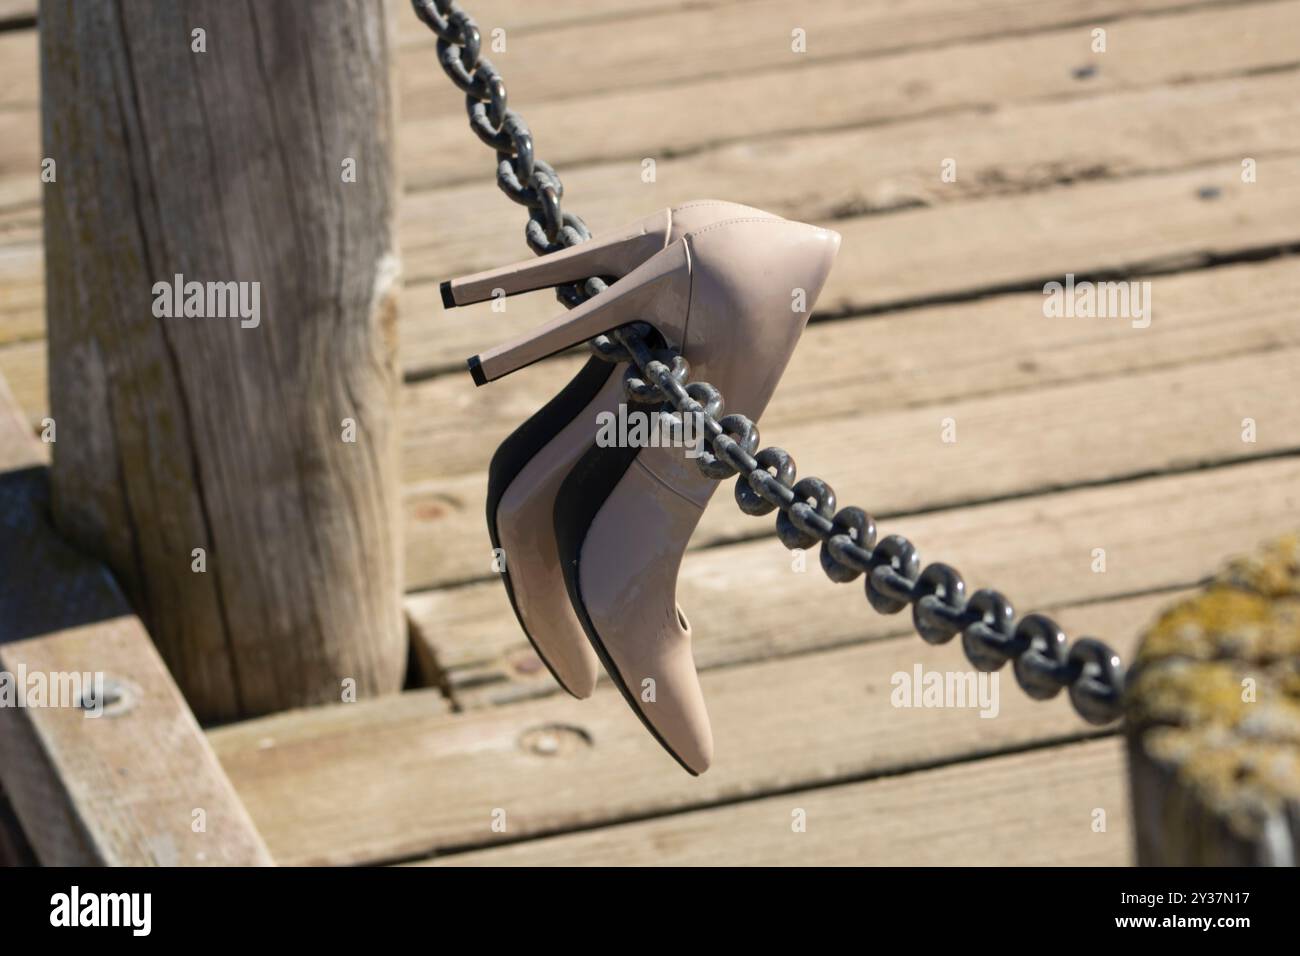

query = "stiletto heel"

[443,199,779,308]
[469,241,689,385]
[442,210,670,308]
[471,202,782,700]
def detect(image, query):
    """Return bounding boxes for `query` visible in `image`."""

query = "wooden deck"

[4,0,1300,864]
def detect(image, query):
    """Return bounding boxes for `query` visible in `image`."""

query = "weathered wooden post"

[1125,534,1300,865]
[40,0,405,720]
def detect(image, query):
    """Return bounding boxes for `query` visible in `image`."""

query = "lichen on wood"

[1125,534,1300,865]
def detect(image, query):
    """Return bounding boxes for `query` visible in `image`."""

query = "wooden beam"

[414,738,1131,866]
[0,372,272,865]
[40,0,405,720]
[1126,534,1300,865]
[0,620,276,865]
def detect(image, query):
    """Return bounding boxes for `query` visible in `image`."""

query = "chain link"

[413,0,1126,724]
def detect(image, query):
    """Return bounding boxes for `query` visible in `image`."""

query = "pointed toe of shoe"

[613,632,715,775]
[667,717,714,776]
[555,653,601,700]
[660,652,714,774]
[635,676,714,775]
[813,225,842,271]
[823,227,842,254]
[523,612,602,699]
[797,225,841,304]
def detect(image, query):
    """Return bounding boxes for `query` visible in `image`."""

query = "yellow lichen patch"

[1135,533,1300,667]
[1127,534,1300,844]
[1216,533,1300,599]
[1137,588,1272,663]
[1127,659,1254,728]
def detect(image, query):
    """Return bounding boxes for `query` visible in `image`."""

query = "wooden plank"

[0,62,39,209]
[0,339,46,442]
[411,453,1300,708]
[401,255,1300,475]
[398,66,1300,371]
[404,337,1300,594]
[0,362,37,466]
[0,619,276,865]
[0,202,43,345]
[418,737,1131,866]
[214,588,1164,865]
[401,258,1300,482]
[394,0,1300,193]
[396,148,1300,392]
[0,1,34,23]
[0,372,273,865]
[394,0,1227,126]
[0,28,33,109]
[391,0,744,42]
[0,113,38,210]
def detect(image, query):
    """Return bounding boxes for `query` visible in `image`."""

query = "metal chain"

[412,0,1126,724]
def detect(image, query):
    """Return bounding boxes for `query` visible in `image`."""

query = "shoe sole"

[485,356,616,697]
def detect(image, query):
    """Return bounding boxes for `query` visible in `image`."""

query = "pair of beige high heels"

[444,201,840,773]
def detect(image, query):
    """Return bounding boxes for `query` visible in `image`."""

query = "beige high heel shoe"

[461,216,840,773]
[443,202,779,699]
